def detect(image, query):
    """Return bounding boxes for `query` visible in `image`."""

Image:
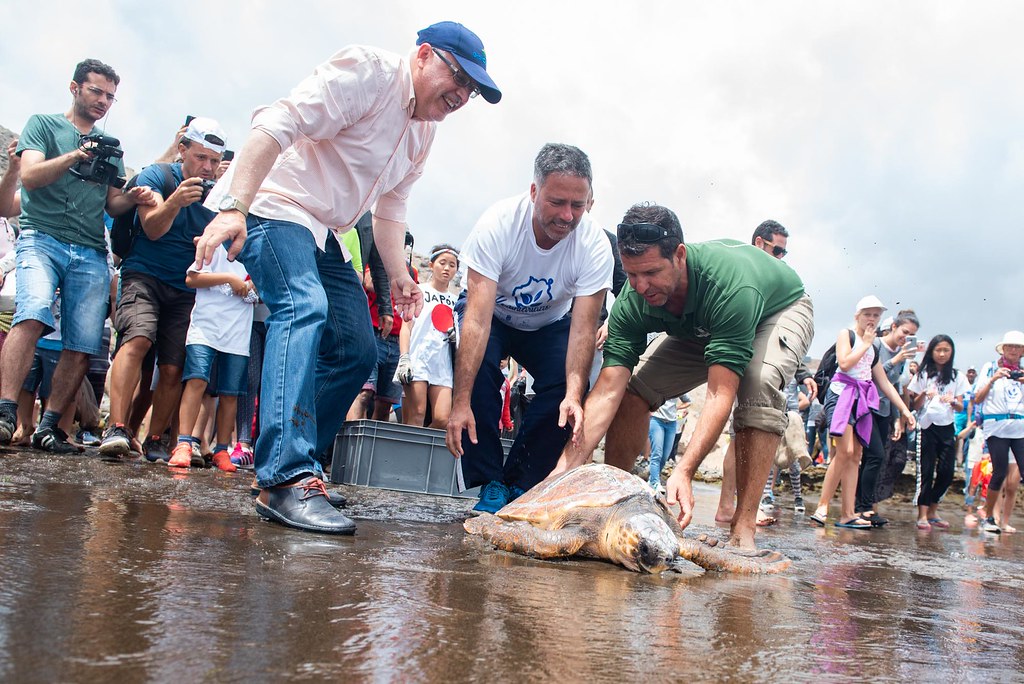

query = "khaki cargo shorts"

[627,294,814,436]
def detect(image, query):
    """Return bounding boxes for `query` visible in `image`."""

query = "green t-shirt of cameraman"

[16,113,125,253]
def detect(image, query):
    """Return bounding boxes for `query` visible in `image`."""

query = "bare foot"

[756,509,777,527]
[1004,524,1017,534]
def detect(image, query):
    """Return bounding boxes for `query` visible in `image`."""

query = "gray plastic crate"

[329,420,511,499]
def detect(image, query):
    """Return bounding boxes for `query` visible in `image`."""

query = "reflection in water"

[0,464,1023,681]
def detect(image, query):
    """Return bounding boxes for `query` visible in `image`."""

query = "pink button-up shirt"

[214,45,436,254]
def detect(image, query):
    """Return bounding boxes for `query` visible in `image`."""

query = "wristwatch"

[217,195,249,217]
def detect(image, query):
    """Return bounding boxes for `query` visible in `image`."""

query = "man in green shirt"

[0,58,154,453]
[550,203,814,561]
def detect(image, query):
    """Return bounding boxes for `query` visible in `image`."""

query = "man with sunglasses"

[550,204,813,563]
[446,143,613,514]
[100,117,228,460]
[752,219,788,259]
[0,59,155,453]
[194,22,500,535]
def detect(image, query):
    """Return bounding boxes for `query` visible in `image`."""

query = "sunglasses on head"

[617,222,674,243]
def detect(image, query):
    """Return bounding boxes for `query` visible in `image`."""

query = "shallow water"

[1,448,1022,682]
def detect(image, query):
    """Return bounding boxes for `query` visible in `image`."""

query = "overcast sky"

[2,1,1020,368]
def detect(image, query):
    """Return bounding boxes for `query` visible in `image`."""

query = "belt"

[982,413,1024,422]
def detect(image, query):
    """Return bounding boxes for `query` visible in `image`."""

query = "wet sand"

[1,446,1023,682]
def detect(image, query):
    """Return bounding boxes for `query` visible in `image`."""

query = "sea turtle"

[464,463,790,574]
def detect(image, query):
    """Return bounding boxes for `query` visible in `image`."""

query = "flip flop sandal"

[809,512,827,526]
[756,515,777,527]
[835,517,873,529]
[916,520,932,530]
[859,511,890,527]
[928,518,951,529]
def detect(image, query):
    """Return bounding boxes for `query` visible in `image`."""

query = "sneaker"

[211,450,237,473]
[99,424,132,456]
[76,429,102,447]
[230,443,255,469]
[508,484,526,502]
[760,495,775,513]
[471,481,510,515]
[168,442,193,469]
[794,497,806,514]
[982,517,1002,534]
[189,443,207,468]
[31,426,82,454]
[0,411,15,445]
[143,436,170,463]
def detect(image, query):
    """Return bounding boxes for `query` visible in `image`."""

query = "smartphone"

[184,115,195,127]
[905,336,917,350]
[222,150,235,162]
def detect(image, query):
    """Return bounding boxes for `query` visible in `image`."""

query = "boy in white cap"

[101,117,227,458]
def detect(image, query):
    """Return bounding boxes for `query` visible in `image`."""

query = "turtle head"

[606,509,680,574]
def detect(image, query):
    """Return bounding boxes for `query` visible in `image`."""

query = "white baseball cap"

[182,117,226,154]
[855,295,887,313]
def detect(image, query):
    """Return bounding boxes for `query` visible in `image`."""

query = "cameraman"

[0,59,154,453]
[101,118,227,459]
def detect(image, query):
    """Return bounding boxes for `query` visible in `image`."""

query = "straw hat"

[996,330,1024,355]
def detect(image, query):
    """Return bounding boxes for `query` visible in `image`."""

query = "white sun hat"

[855,295,886,313]
[995,330,1024,355]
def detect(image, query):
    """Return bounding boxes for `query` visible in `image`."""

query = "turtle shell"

[496,463,654,527]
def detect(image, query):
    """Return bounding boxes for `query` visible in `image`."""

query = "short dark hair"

[751,219,788,245]
[533,143,592,188]
[73,58,120,87]
[618,202,683,259]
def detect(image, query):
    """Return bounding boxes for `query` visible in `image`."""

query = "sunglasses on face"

[617,222,674,243]
[432,48,481,99]
[763,240,787,258]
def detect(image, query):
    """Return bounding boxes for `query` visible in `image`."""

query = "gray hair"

[533,143,592,188]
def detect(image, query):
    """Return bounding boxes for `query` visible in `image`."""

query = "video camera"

[69,133,125,188]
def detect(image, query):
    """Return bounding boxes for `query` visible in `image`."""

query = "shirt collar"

[399,57,417,116]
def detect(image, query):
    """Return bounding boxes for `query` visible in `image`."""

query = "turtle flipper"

[464,514,589,559]
[677,534,792,574]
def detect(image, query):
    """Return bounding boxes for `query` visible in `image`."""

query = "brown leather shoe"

[255,477,356,534]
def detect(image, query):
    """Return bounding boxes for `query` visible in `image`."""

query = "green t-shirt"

[16,113,124,252]
[603,239,806,377]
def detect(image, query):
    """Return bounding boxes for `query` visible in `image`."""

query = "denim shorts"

[363,334,401,402]
[23,347,61,399]
[183,344,248,396]
[13,230,110,355]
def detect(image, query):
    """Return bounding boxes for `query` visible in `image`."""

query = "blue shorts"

[13,230,110,355]
[362,334,401,402]
[183,344,248,396]
[23,347,61,399]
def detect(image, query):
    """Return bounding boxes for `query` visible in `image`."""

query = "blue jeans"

[363,334,401,403]
[13,230,110,354]
[182,344,249,396]
[648,416,675,487]
[458,311,574,491]
[238,217,375,488]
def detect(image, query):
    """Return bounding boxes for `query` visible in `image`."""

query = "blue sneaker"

[508,485,526,502]
[472,480,510,514]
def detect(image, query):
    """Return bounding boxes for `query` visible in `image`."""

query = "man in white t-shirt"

[446,143,613,513]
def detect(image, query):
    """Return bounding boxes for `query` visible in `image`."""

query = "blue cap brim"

[451,54,501,104]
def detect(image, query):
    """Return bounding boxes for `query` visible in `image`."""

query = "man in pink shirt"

[196,21,501,534]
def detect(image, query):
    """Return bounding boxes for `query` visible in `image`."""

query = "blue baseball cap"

[417,21,501,104]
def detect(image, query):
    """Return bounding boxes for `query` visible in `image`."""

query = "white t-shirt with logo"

[460,192,613,331]
[908,369,970,430]
[977,361,1024,439]
[186,245,254,357]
